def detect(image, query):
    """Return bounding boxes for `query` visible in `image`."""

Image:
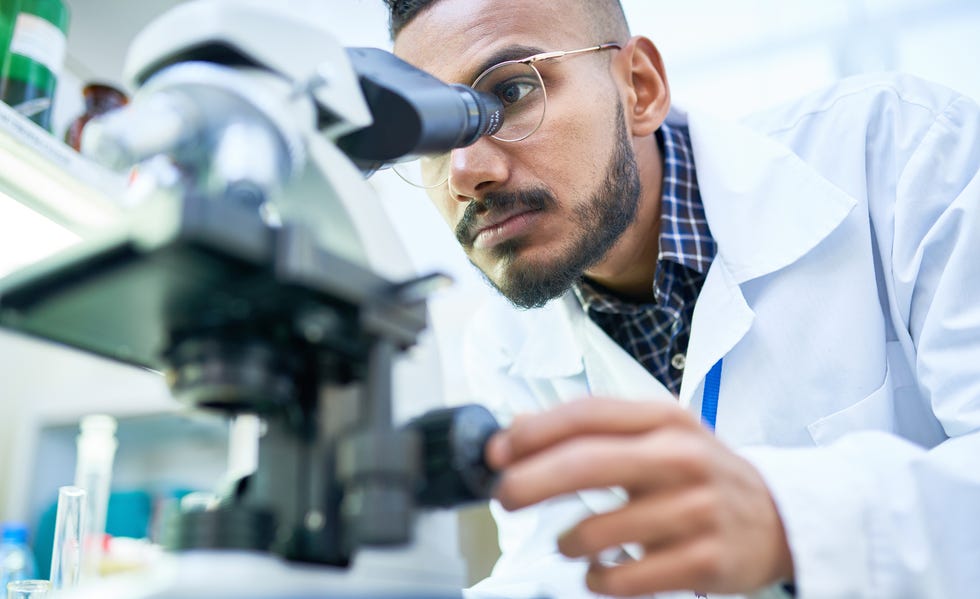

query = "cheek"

[519,99,614,188]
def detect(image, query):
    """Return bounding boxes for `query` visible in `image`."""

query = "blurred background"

[1,0,978,585]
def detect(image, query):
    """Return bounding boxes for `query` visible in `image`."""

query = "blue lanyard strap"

[701,358,723,430]
[693,358,724,599]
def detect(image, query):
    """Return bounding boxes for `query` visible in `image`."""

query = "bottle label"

[9,13,67,77]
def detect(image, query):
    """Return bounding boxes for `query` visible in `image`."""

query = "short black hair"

[383,0,432,37]
[383,0,630,41]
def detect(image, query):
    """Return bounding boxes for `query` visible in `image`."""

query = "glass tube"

[74,414,117,580]
[49,486,86,591]
[6,579,50,599]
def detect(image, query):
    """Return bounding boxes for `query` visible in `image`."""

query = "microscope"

[0,2,505,597]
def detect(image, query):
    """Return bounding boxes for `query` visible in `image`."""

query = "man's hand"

[485,398,794,597]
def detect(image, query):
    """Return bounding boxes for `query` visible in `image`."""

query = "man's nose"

[447,138,510,201]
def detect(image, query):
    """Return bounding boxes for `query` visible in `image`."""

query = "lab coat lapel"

[506,298,584,382]
[571,295,674,402]
[683,108,858,284]
[678,259,754,410]
[675,108,858,412]
[506,294,673,403]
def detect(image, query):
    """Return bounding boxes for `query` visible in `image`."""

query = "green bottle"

[0,2,17,65]
[0,0,69,131]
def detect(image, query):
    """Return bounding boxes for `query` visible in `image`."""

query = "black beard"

[458,103,641,309]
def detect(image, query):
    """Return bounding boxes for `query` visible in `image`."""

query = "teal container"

[0,0,70,131]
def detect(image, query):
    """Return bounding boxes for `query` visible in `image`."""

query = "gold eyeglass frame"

[396,42,622,189]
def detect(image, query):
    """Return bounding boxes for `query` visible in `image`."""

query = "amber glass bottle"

[64,83,128,151]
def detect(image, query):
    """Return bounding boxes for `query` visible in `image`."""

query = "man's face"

[395,0,641,308]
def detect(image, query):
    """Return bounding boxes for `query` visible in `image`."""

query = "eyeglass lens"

[473,61,546,142]
[393,61,546,189]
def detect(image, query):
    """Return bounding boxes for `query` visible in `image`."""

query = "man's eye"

[494,79,537,105]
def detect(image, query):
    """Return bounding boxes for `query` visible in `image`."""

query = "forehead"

[394,0,594,83]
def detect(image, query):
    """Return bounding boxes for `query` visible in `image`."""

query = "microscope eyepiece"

[337,48,505,172]
[449,83,504,146]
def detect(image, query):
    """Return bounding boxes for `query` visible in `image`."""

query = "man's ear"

[614,36,671,137]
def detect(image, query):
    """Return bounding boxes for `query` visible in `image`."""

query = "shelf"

[0,100,125,237]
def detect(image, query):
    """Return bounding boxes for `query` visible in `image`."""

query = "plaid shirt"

[574,122,715,395]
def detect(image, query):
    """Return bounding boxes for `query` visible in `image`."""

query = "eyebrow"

[464,44,546,83]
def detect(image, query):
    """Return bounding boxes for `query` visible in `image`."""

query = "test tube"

[6,580,50,599]
[74,414,118,579]
[49,486,86,591]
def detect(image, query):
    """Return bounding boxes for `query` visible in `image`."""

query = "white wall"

[626,0,980,117]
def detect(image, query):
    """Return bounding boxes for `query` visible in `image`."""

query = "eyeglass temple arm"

[524,42,622,64]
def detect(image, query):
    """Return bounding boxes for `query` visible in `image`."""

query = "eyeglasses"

[393,42,622,189]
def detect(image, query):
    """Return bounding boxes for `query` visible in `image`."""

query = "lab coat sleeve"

[740,93,980,598]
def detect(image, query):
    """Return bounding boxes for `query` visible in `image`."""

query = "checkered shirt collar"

[656,121,713,275]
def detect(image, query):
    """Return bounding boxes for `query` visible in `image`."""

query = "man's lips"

[472,207,543,249]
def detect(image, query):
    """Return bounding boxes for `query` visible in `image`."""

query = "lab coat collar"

[673,106,858,284]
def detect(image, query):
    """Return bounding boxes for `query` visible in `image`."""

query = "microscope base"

[61,550,464,599]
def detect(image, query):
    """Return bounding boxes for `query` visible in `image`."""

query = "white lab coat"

[461,74,980,599]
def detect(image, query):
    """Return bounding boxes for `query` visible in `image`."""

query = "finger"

[495,432,705,510]
[558,488,711,559]
[485,431,511,470]
[496,426,719,510]
[485,413,533,469]
[495,435,637,510]
[585,539,725,597]
[497,398,698,466]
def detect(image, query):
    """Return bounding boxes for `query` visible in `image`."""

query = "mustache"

[455,188,557,246]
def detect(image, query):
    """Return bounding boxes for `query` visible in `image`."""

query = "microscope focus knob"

[409,404,500,508]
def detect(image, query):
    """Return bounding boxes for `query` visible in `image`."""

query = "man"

[384,0,980,597]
